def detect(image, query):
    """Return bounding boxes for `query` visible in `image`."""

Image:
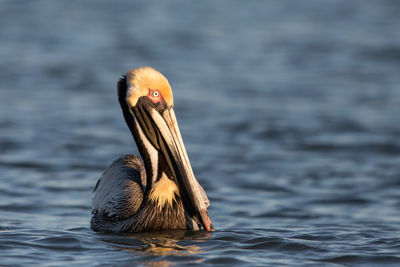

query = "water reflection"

[101,230,212,257]
[141,260,176,267]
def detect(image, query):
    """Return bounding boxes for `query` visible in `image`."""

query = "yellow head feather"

[125,67,174,108]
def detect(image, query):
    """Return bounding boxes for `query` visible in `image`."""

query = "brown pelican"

[91,67,213,233]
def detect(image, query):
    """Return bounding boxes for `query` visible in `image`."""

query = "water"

[1,0,400,266]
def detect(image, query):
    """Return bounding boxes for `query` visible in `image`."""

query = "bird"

[90,67,213,233]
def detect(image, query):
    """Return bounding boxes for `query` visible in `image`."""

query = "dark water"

[1,0,400,266]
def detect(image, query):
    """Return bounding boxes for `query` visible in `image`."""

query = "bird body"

[91,67,213,233]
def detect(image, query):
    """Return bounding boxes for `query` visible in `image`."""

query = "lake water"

[1,1,400,266]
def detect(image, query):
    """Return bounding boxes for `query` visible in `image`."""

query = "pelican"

[91,67,213,233]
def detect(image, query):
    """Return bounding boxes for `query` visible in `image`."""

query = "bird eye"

[148,90,162,103]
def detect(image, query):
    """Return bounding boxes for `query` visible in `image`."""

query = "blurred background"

[1,0,400,266]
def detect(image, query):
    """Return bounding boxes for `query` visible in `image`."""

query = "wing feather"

[91,155,146,221]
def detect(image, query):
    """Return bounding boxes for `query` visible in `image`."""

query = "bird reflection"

[101,230,212,259]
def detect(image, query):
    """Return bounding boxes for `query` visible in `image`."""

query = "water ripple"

[2,0,400,266]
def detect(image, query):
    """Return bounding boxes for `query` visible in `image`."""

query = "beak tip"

[200,209,214,231]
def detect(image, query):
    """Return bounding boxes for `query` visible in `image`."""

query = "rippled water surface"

[1,1,400,266]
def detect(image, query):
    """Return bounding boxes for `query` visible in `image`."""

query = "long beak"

[132,100,213,231]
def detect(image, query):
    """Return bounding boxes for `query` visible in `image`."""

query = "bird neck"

[133,123,159,191]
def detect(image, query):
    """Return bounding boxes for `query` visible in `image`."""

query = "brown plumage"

[91,155,200,232]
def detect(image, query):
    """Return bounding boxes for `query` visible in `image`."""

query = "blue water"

[1,1,400,266]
